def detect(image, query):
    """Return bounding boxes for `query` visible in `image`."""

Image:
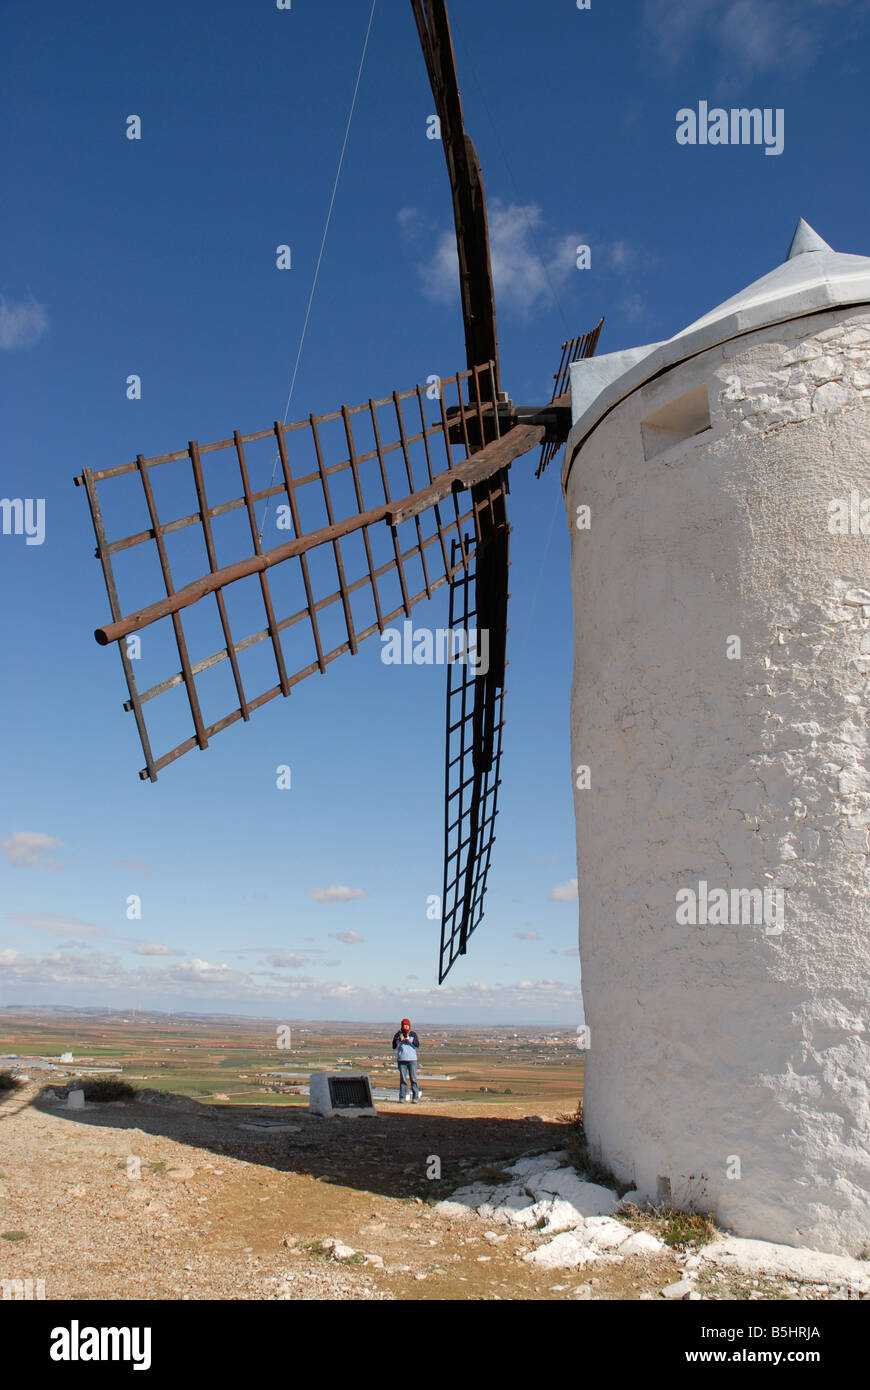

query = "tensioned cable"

[259,0,378,541]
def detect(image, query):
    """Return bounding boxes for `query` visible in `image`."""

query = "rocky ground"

[1,1082,867,1301]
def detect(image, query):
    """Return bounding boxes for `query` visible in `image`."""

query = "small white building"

[564,221,870,1257]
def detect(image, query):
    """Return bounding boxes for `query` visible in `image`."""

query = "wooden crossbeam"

[93,423,543,647]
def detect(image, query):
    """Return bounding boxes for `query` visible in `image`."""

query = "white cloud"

[310,885,367,904]
[266,952,310,968]
[328,930,364,946]
[0,944,582,1016]
[2,831,65,868]
[5,911,105,939]
[607,241,637,271]
[0,297,49,351]
[417,199,581,318]
[397,205,424,236]
[643,0,856,79]
[549,879,579,902]
[133,942,183,957]
[169,957,247,986]
[0,949,27,966]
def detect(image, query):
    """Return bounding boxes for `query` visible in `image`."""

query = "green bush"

[79,1078,136,1102]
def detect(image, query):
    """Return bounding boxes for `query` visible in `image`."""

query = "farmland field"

[0,1011,585,1111]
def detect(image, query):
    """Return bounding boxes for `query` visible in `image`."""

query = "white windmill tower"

[564,220,870,1257]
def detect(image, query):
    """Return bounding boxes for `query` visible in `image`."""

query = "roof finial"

[787,219,833,260]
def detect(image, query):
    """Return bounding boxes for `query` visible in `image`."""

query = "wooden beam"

[410,1,500,392]
[93,424,543,647]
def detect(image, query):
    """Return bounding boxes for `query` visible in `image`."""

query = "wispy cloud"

[619,293,647,322]
[548,879,579,903]
[266,952,310,968]
[403,199,579,318]
[132,942,183,957]
[2,831,65,869]
[515,930,540,940]
[310,885,366,904]
[118,860,150,872]
[644,0,859,81]
[0,945,581,1016]
[0,296,49,351]
[5,911,106,939]
[400,201,643,320]
[329,930,364,946]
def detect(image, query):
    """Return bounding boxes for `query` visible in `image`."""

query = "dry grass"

[556,1099,633,1196]
[618,1200,717,1249]
[474,1162,514,1185]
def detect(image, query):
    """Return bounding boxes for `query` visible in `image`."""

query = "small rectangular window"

[641,385,711,461]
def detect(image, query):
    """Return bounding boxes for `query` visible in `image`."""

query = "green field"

[0,1013,585,1110]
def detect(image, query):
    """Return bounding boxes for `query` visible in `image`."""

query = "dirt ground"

[0,1084,852,1301]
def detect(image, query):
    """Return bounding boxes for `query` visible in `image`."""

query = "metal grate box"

[329,1076,373,1109]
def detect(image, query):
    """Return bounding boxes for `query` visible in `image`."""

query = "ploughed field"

[0,1013,585,1110]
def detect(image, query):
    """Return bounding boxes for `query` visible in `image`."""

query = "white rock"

[329,1242,357,1261]
[660,1279,695,1300]
[618,1230,667,1256]
[523,1233,599,1270]
[432,1201,473,1220]
[442,1183,499,1207]
[812,381,853,412]
[526,1168,617,1217]
[582,1217,634,1251]
[782,342,822,364]
[503,1151,568,1177]
[806,354,844,381]
[536,1199,591,1234]
[476,1192,542,1228]
[698,1238,870,1292]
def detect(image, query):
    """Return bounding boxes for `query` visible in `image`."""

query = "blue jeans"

[398,1060,419,1100]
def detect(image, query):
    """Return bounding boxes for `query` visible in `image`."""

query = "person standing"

[392,1018,421,1103]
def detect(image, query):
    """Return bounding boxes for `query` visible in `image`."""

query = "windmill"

[74,0,603,984]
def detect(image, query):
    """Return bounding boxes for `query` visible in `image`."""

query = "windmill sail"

[75,365,539,785]
[536,320,604,477]
[411,0,500,397]
[74,0,604,979]
[439,471,510,983]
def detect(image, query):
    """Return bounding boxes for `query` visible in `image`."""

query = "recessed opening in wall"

[641,385,711,461]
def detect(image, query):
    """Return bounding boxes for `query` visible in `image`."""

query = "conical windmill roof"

[563,220,870,486]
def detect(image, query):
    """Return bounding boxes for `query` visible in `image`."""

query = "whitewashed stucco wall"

[566,306,870,1255]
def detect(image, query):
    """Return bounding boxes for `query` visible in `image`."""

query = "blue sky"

[2,0,870,1023]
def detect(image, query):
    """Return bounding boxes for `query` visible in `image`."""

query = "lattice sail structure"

[440,511,508,983]
[536,318,604,477]
[77,364,518,781]
[76,363,540,981]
